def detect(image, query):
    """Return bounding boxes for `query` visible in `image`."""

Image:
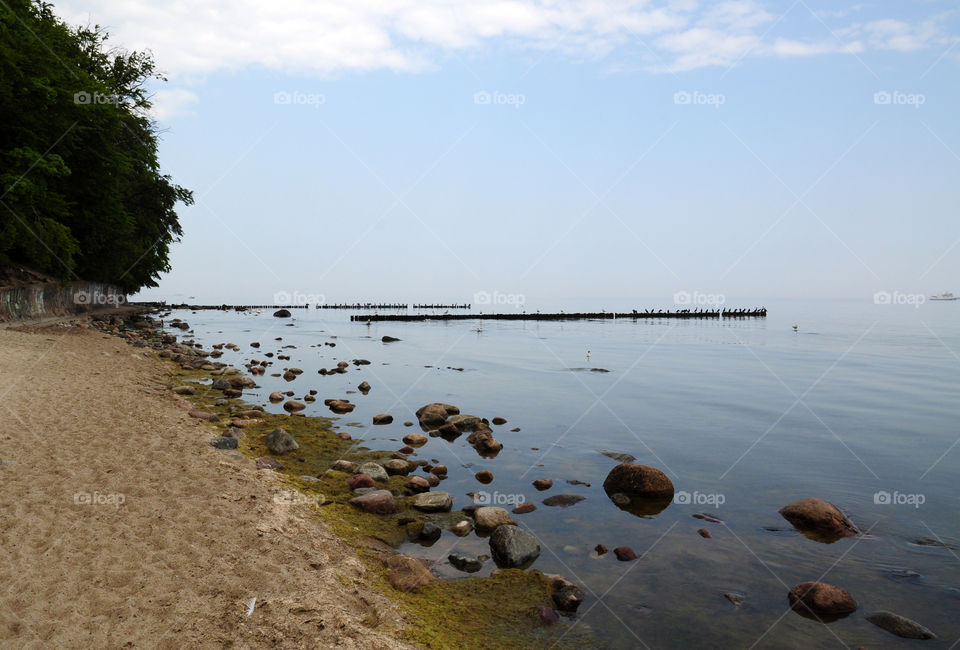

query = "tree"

[0,0,192,292]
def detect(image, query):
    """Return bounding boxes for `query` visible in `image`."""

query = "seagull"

[792,325,798,332]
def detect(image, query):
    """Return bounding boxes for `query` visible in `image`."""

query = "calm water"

[164,299,960,648]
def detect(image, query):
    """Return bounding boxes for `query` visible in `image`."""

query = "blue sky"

[56,0,960,306]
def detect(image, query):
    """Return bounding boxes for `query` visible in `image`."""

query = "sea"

[159,298,960,648]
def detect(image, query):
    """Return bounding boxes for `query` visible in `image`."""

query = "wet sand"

[0,323,413,648]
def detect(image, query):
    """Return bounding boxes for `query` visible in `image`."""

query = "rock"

[600,450,636,463]
[866,611,936,639]
[492,416,507,425]
[415,402,459,426]
[269,392,284,402]
[349,490,396,515]
[779,498,858,541]
[386,554,434,592]
[693,513,723,523]
[210,378,231,391]
[265,428,299,454]
[346,474,377,490]
[381,336,401,342]
[283,400,306,412]
[373,414,393,425]
[594,544,608,555]
[282,370,297,381]
[474,507,516,532]
[788,582,857,619]
[411,491,453,512]
[552,584,584,613]
[358,462,388,482]
[419,522,442,542]
[426,475,440,487]
[449,552,483,573]
[603,463,674,499]
[724,592,745,607]
[539,607,560,624]
[436,423,460,439]
[475,470,494,484]
[383,459,411,476]
[533,478,553,491]
[223,388,243,398]
[447,414,481,430]
[542,495,585,508]
[255,456,284,470]
[430,465,447,477]
[403,433,427,446]
[210,437,238,449]
[358,381,371,392]
[513,502,536,514]
[188,410,218,421]
[450,520,472,536]
[614,547,638,561]
[407,476,430,493]
[697,528,712,538]
[490,525,540,568]
[172,386,195,395]
[327,400,355,414]
[273,309,291,317]
[331,459,355,473]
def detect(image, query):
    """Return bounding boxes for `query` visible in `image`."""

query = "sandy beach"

[0,322,413,649]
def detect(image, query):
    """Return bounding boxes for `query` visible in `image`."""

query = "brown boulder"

[348,489,396,515]
[283,400,306,412]
[603,463,674,499]
[386,555,435,592]
[788,581,857,619]
[779,498,858,542]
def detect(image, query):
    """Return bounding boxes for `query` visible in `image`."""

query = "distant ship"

[930,292,958,301]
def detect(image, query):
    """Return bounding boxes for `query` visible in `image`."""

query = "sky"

[55,0,960,307]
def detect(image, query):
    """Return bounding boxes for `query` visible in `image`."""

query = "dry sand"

[0,324,415,649]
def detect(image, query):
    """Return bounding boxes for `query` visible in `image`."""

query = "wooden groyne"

[349,309,767,322]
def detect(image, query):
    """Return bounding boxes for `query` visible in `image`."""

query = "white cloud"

[54,0,950,79]
[149,88,199,120]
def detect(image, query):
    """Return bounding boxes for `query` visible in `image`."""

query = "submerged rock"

[603,463,674,499]
[542,495,585,508]
[373,413,393,425]
[448,552,483,573]
[490,525,540,568]
[613,547,638,561]
[533,479,553,491]
[788,581,857,620]
[779,498,858,542]
[866,611,935,639]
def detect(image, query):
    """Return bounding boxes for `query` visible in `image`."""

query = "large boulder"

[489,525,540,569]
[265,428,299,454]
[415,402,459,427]
[386,554,434,591]
[273,309,291,317]
[779,498,858,542]
[349,490,396,515]
[788,582,857,620]
[603,463,674,516]
[866,611,936,639]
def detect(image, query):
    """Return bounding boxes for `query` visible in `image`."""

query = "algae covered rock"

[265,428,299,454]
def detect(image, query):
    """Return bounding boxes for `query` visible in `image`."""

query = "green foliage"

[0,0,192,291]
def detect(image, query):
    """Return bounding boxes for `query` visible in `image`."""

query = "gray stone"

[411,491,453,512]
[210,437,238,449]
[866,611,936,639]
[358,462,388,482]
[448,552,483,573]
[489,525,540,568]
[265,428,299,454]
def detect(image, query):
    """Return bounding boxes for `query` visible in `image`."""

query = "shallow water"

[164,298,960,648]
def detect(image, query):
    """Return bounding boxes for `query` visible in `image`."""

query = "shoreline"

[0,310,580,648]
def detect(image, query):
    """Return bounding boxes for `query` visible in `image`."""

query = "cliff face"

[0,281,126,322]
